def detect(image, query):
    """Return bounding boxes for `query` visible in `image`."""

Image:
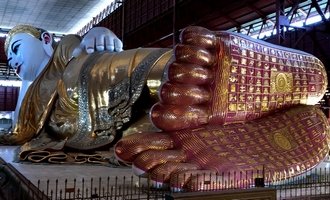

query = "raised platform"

[1,145,330,200]
[0,145,149,199]
[0,146,133,182]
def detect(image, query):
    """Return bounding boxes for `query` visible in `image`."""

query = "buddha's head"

[5,24,54,81]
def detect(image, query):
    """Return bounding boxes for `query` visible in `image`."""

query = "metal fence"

[272,167,330,200]
[1,162,330,200]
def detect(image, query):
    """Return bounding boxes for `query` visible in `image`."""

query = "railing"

[35,176,166,200]
[271,167,330,200]
[1,158,330,200]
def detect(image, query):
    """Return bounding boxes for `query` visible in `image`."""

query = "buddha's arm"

[49,48,172,150]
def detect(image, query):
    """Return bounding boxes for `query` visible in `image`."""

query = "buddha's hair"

[4,24,48,55]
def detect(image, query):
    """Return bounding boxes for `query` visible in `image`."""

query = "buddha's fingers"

[114,132,174,163]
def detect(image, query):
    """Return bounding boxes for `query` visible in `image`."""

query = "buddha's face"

[6,33,49,81]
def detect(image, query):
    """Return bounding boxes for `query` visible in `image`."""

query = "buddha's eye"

[12,44,20,54]
[10,39,22,55]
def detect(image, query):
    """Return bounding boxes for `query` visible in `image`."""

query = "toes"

[150,162,199,184]
[168,62,214,85]
[179,26,217,49]
[170,169,218,192]
[150,26,217,132]
[159,82,211,105]
[114,132,173,163]
[132,149,186,177]
[174,44,215,66]
[150,103,209,131]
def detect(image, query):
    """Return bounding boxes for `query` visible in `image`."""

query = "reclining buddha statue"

[0,24,329,190]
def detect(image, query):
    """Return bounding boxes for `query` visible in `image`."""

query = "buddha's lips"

[16,64,21,75]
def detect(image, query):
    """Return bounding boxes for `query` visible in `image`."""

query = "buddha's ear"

[41,32,54,57]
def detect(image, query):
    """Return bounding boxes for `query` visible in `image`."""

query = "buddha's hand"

[114,26,330,191]
[72,27,123,57]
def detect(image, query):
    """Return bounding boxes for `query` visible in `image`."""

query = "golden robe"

[1,34,172,159]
